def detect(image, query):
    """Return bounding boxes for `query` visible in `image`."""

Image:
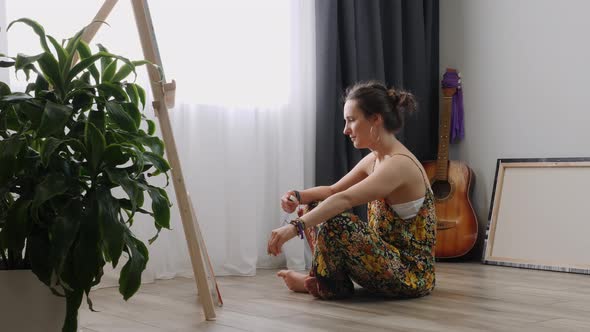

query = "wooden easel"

[80,0,220,320]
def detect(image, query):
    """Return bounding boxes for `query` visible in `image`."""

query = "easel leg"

[130,0,216,320]
[188,192,223,307]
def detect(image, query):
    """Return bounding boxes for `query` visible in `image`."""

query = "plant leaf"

[102,59,118,82]
[112,60,149,83]
[2,92,34,102]
[105,101,137,132]
[34,73,50,94]
[47,35,68,71]
[146,119,156,136]
[122,102,141,128]
[75,41,100,84]
[0,81,11,96]
[103,144,129,166]
[0,58,15,67]
[3,199,31,253]
[105,168,143,213]
[136,84,146,108]
[67,51,117,84]
[32,173,69,211]
[70,195,103,290]
[14,53,44,71]
[3,106,24,131]
[119,144,144,176]
[147,186,170,229]
[0,136,26,186]
[37,100,72,137]
[138,135,164,156]
[88,110,106,133]
[37,52,64,97]
[8,18,51,54]
[119,232,148,300]
[84,122,106,172]
[50,200,81,276]
[62,26,86,77]
[96,188,125,267]
[64,138,87,156]
[143,151,170,173]
[118,199,151,215]
[97,82,127,101]
[17,101,44,130]
[97,44,112,76]
[71,89,94,112]
[65,195,104,331]
[40,137,64,166]
[125,83,139,107]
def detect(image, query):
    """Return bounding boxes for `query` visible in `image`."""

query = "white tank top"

[390,196,425,220]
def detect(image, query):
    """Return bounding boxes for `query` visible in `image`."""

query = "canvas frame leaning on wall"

[483,157,590,275]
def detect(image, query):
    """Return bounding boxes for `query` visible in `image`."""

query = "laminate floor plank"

[78,262,590,331]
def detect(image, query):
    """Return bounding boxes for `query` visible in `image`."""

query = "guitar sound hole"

[432,180,452,200]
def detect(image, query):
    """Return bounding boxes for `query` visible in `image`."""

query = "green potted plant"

[0,18,171,332]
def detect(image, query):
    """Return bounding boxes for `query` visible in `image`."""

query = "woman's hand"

[267,224,298,256]
[280,191,299,213]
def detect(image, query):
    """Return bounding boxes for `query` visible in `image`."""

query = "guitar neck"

[435,88,456,181]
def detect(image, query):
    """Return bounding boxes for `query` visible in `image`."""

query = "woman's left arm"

[267,158,405,255]
[300,158,405,228]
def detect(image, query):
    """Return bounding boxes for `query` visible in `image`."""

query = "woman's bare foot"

[304,276,321,298]
[277,270,308,293]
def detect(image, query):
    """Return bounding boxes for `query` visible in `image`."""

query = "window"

[5,0,291,108]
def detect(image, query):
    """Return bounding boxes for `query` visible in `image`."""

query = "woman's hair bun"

[387,89,416,114]
[386,89,397,99]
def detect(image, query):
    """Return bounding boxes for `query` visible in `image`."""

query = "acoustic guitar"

[422,78,478,258]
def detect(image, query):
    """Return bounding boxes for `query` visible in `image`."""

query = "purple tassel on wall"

[441,70,464,143]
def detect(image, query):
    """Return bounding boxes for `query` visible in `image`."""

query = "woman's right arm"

[297,153,375,204]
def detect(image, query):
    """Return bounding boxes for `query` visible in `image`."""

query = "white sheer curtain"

[159,0,317,275]
[3,0,316,282]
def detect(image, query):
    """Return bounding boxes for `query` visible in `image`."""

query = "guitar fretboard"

[435,89,456,181]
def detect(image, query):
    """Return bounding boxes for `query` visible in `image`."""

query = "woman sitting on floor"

[267,81,437,299]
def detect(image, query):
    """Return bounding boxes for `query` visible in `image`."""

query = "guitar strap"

[441,69,464,143]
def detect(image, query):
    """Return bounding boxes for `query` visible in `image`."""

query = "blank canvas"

[484,158,590,274]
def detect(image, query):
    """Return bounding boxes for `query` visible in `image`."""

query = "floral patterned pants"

[305,205,435,300]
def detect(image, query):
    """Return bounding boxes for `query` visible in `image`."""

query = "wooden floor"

[79,262,590,331]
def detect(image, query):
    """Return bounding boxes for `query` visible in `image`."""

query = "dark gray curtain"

[315,0,439,216]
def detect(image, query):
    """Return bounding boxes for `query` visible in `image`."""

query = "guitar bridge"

[437,220,457,230]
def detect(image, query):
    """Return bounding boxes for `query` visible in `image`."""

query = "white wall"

[440,0,590,256]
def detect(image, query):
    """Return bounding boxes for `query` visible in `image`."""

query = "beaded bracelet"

[289,218,306,239]
[292,190,301,203]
